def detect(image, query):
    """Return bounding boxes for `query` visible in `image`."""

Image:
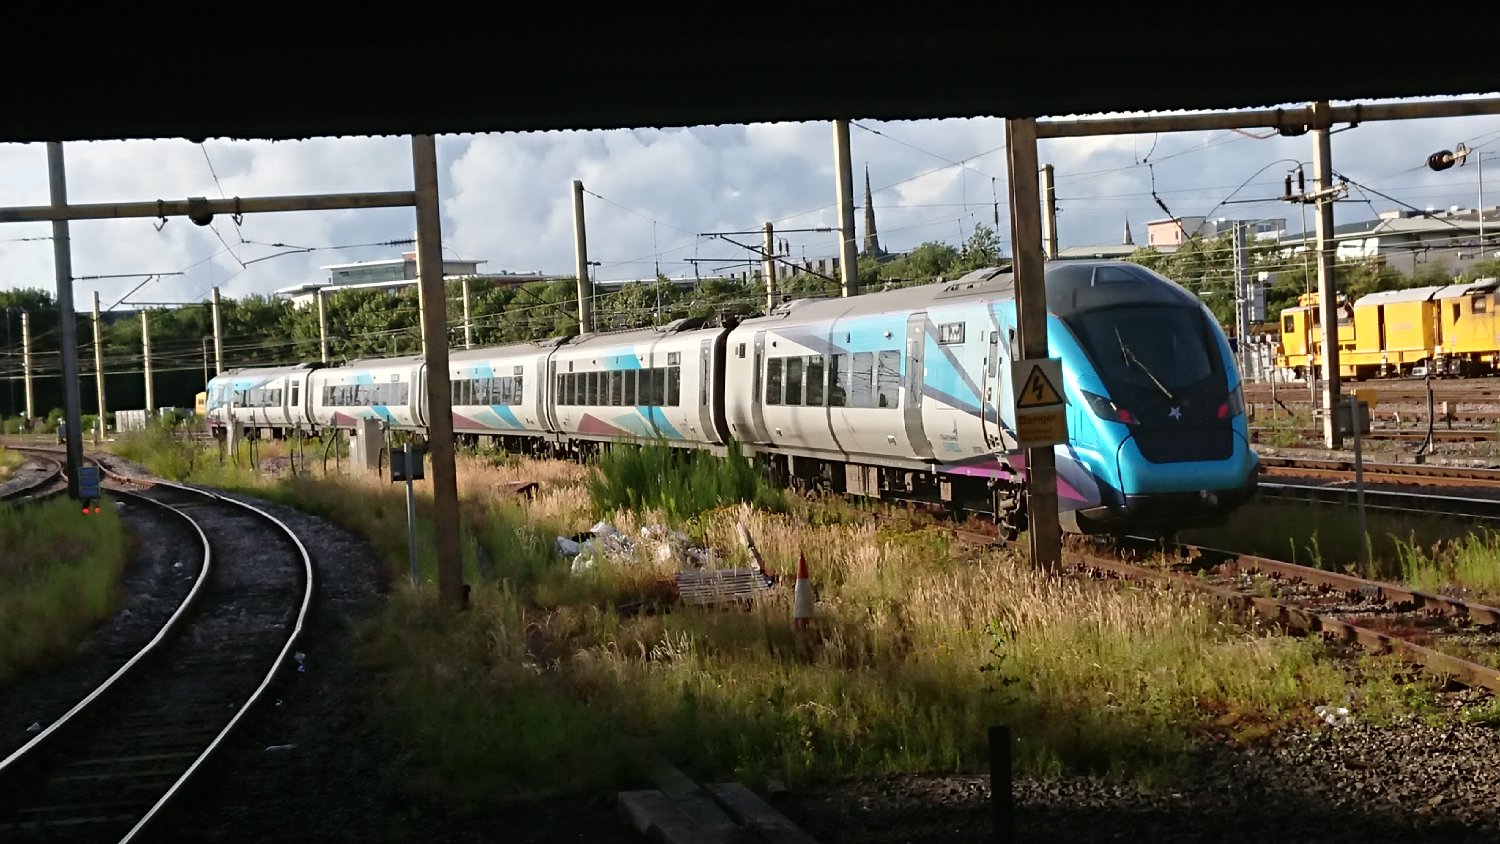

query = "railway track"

[1258,456,1500,488]
[1243,377,1500,403]
[0,449,65,504]
[0,450,315,844]
[904,514,1500,697]
[1249,425,1499,443]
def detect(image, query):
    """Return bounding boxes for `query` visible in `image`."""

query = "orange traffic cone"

[792,552,814,630]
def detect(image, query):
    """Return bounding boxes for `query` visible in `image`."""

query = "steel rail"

[1064,548,1500,695]
[118,478,316,843]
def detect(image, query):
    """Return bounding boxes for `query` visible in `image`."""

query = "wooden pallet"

[674,568,774,606]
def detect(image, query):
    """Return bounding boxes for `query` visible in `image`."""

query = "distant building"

[1276,206,1500,276]
[274,251,563,308]
[1145,216,1285,251]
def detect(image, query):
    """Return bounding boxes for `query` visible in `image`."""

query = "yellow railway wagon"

[1349,286,1442,377]
[1432,278,1500,375]
[1275,292,1357,378]
[1275,278,1500,379]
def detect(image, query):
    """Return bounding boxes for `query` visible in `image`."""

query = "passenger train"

[203,260,1260,537]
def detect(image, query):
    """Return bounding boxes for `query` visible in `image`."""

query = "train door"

[984,319,1017,451]
[904,312,934,460]
[709,331,731,444]
[749,331,770,444]
[541,356,557,431]
[698,338,720,444]
[415,364,428,428]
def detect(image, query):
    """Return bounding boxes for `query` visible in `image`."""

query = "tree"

[957,223,1002,271]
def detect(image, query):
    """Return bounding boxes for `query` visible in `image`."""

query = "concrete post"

[92,292,106,440]
[573,179,593,333]
[833,120,859,297]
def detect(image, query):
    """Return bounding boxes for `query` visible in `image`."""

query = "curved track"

[0,453,315,844]
[0,449,64,504]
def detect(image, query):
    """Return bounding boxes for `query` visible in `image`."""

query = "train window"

[762,356,786,404]
[666,366,681,406]
[1283,315,1295,333]
[849,353,874,408]
[736,343,746,358]
[785,357,804,406]
[806,356,825,405]
[513,374,523,404]
[398,383,409,405]
[828,354,846,407]
[1475,294,1489,314]
[623,370,637,406]
[586,371,600,405]
[291,384,299,406]
[876,351,901,409]
[609,371,623,406]
[1454,303,1461,321]
[637,368,654,406]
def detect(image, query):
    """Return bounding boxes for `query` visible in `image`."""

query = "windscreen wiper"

[1116,327,1175,401]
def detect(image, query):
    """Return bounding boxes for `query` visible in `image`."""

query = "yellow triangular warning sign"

[1017,364,1063,408]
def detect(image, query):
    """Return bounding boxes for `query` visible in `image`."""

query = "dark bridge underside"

[9,20,1500,143]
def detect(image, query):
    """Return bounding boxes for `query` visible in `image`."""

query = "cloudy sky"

[1,95,1497,310]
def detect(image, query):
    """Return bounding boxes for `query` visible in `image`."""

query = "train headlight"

[1081,389,1138,425]
[1217,385,1245,420]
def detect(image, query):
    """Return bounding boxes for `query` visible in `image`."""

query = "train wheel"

[993,486,1027,542]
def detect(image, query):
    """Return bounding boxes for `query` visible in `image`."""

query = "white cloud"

[2,98,1498,308]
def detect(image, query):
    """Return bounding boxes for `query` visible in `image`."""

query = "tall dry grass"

[96,435,1421,801]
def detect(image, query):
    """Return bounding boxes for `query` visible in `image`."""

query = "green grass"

[0,494,131,681]
[1184,497,1500,604]
[585,438,784,524]
[1395,529,1500,599]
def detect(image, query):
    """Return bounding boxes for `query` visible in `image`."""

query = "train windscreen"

[1066,304,1220,396]
[1065,304,1232,462]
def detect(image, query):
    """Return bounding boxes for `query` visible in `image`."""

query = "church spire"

[862,165,882,257]
[1123,217,1135,246]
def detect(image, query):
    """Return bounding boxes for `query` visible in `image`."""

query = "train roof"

[1353,286,1445,306]
[448,337,570,362]
[738,260,1201,328]
[337,354,427,369]
[1433,278,1500,299]
[210,361,324,379]
[555,316,729,353]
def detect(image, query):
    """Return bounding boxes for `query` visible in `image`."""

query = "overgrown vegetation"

[584,439,783,523]
[99,425,1464,806]
[0,495,130,681]
[1180,497,1487,582]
